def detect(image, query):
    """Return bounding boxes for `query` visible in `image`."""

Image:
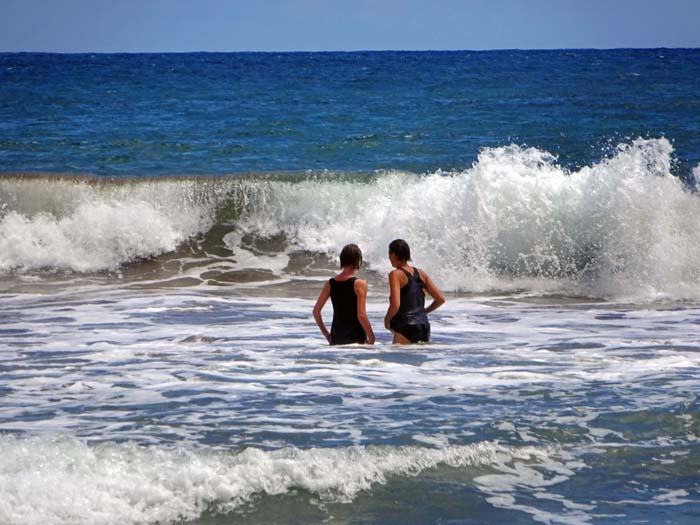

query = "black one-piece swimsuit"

[390,267,430,343]
[329,277,366,345]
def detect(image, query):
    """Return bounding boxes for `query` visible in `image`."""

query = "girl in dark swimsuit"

[313,244,375,345]
[384,239,445,344]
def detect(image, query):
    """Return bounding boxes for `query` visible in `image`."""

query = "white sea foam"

[0,178,229,272]
[236,138,700,300]
[2,139,700,300]
[0,435,548,525]
[2,290,699,447]
[2,287,700,523]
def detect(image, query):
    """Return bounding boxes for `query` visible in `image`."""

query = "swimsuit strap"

[412,267,423,284]
[399,267,415,280]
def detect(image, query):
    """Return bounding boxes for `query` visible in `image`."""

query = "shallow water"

[2,282,699,524]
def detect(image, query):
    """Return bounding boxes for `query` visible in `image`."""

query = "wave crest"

[227,138,700,300]
[0,177,229,272]
[0,435,549,525]
[2,139,700,300]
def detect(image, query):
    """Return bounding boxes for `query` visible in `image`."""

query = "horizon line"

[1,46,698,55]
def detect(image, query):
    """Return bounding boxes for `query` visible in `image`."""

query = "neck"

[339,267,356,276]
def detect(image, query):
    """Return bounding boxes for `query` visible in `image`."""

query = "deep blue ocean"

[1,49,699,176]
[1,50,700,525]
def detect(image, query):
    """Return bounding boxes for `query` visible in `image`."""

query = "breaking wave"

[2,138,699,300]
[0,435,559,525]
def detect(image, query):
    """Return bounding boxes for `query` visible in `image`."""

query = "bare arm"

[354,279,375,344]
[312,281,331,343]
[384,270,404,329]
[419,269,445,314]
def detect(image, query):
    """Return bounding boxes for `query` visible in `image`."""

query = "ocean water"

[1,50,700,524]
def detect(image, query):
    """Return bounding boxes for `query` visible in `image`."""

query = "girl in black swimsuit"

[313,244,375,345]
[384,239,445,344]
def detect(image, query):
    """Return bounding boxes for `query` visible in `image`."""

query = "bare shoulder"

[354,278,368,291]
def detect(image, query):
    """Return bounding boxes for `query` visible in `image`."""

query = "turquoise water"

[1,50,700,524]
